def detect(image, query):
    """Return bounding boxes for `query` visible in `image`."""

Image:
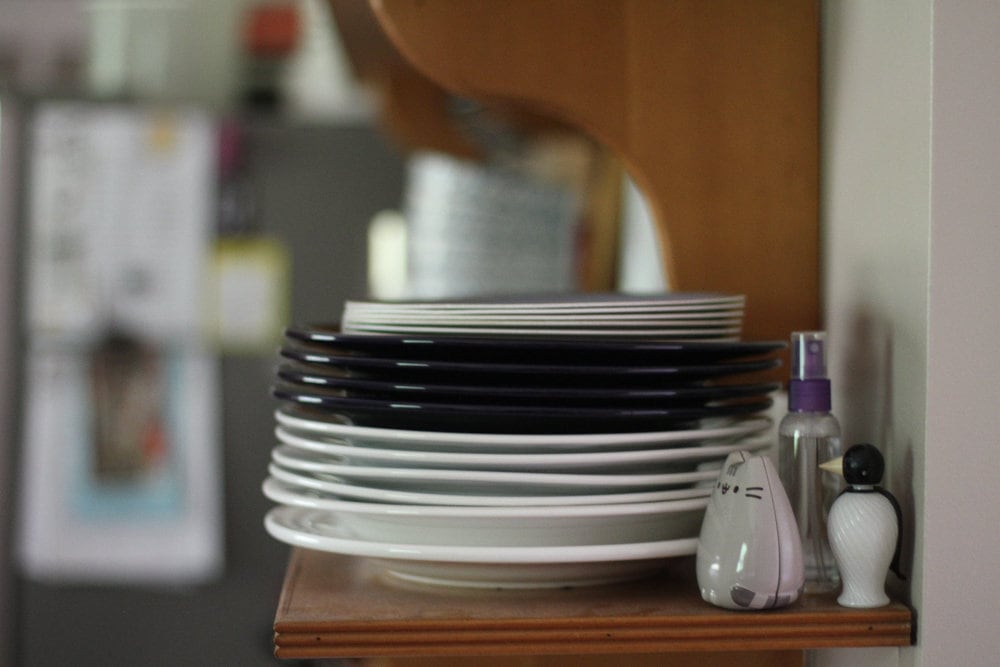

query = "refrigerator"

[1,95,406,666]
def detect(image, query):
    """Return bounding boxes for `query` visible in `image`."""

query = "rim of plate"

[264,506,701,563]
[274,408,772,448]
[262,476,710,518]
[275,425,771,469]
[269,453,715,488]
[265,464,717,506]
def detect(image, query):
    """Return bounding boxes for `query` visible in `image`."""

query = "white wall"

[819,1,932,660]
[922,1,1000,664]
[822,1,1000,665]
[821,0,933,594]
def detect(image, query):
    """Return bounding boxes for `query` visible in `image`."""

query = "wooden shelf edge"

[274,606,913,634]
[275,635,912,660]
[274,616,913,658]
[275,639,913,660]
[272,549,914,659]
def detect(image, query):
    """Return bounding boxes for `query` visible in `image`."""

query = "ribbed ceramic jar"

[827,490,897,608]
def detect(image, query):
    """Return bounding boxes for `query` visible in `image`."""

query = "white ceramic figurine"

[820,443,905,608]
[696,450,804,610]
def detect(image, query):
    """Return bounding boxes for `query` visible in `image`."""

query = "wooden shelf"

[273,548,914,659]
[275,4,909,662]
[367,0,822,358]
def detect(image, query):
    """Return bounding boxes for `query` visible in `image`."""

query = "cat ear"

[721,450,749,476]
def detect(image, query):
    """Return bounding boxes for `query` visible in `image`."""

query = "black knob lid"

[842,443,885,485]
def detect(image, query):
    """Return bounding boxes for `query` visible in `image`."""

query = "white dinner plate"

[270,448,715,495]
[266,464,717,506]
[343,292,745,313]
[340,323,741,339]
[274,408,772,453]
[343,312,743,325]
[262,477,708,546]
[274,426,771,472]
[264,505,700,588]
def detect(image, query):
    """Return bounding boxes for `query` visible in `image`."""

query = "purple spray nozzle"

[791,331,828,380]
[788,331,831,412]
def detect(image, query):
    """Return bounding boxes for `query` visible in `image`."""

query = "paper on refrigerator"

[17,101,223,585]
[24,102,213,342]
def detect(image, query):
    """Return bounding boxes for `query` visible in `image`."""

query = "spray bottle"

[778,331,843,592]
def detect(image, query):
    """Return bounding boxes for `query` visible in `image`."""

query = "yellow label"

[207,237,290,353]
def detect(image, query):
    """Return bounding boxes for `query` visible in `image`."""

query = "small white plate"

[275,425,771,472]
[340,323,741,339]
[264,505,700,588]
[270,448,714,495]
[274,408,772,453]
[344,312,744,325]
[343,293,745,313]
[266,464,716,506]
[262,477,708,546]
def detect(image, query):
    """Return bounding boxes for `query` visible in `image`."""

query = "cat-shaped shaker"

[697,450,804,610]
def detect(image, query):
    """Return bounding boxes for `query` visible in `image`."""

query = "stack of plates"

[263,293,784,589]
[340,292,746,339]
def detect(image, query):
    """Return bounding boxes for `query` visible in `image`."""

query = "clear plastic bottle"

[778,331,843,593]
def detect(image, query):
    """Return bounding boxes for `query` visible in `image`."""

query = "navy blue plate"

[276,364,780,408]
[279,344,781,385]
[284,325,784,364]
[271,383,773,434]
